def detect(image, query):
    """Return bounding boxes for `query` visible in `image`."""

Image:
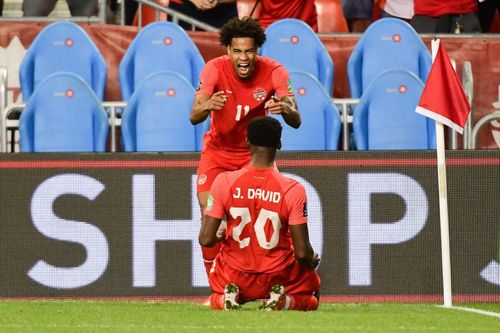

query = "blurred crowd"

[0,0,498,33]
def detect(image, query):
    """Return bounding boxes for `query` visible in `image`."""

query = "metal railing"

[471,111,500,149]
[103,101,127,152]
[1,103,24,153]
[1,101,127,153]
[0,67,8,152]
[461,61,474,149]
[135,0,219,32]
[333,98,359,151]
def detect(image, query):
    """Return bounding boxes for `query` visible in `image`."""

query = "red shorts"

[196,145,250,193]
[209,255,321,304]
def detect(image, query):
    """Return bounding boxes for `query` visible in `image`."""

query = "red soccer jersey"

[413,0,477,16]
[205,166,308,273]
[197,56,293,154]
[259,0,318,32]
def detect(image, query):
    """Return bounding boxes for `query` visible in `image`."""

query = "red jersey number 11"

[235,105,250,121]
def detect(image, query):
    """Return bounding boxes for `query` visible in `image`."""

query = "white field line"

[440,305,500,319]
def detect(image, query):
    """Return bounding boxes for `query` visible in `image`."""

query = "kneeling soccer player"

[198,116,320,311]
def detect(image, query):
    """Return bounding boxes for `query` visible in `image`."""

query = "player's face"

[227,37,258,79]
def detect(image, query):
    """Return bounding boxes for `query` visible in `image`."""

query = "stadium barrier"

[0,151,498,301]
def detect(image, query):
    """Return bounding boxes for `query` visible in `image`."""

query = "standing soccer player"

[190,17,301,276]
[199,116,320,311]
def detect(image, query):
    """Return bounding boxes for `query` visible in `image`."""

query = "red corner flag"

[415,42,471,135]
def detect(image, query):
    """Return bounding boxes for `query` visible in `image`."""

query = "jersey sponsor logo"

[303,202,308,217]
[206,194,214,211]
[253,87,267,101]
[198,173,207,185]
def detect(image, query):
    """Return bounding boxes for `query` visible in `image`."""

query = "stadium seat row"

[15,17,436,152]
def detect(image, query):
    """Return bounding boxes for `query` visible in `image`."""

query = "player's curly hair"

[219,17,266,47]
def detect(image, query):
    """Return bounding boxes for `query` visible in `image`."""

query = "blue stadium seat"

[271,70,341,150]
[119,21,205,101]
[352,69,436,150]
[260,18,334,96]
[121,71,208,152]
[19,21,107,101]
[347,18,431,98]
[19,72,109,152]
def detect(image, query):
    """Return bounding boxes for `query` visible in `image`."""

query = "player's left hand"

[216,220,226,241]
[264,96,286,115]
[311,252,320,269]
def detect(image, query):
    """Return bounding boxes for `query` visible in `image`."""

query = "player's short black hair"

[219,17,266,47]
[247,116,282,149]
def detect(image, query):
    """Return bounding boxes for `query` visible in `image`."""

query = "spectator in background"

[124,0,138,25]
[257,0,318,32]
[342,0,415,32]
[22,0,98,17]
[169,0,238,29]
[342,0,373,32]
[199,116,320,311]
[379,0,414,22]
[478,0,500,32]
[411,0,481,33]
[190,17,301,278]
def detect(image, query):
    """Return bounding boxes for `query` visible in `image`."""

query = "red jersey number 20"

[229,207,282,250]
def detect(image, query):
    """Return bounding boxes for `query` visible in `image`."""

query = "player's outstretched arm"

[199,215,223,247]
[190,91,227,124]
[280,95,301,128]
[290,224,320,269]
[264,96,301,128]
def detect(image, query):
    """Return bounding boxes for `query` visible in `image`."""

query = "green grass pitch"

[0,301,499,332]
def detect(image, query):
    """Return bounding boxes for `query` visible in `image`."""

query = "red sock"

[210,293,225,310]
[288,295,319,311]
[201,243,221,276]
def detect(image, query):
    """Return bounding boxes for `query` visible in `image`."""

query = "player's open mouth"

[238,63,250,75]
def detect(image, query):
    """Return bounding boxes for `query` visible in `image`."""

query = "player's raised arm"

[266,64,301,128]
[264,95,301,128]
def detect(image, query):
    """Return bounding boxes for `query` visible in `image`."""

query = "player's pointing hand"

[208,91,228,111]
[264,96,282,114]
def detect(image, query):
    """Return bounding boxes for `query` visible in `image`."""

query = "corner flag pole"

[431,39,453,308]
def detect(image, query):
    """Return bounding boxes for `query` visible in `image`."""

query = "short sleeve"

[285,182,308,225]
[271,65,294,99]
[204,173,227,219]
[196,61,219,96]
